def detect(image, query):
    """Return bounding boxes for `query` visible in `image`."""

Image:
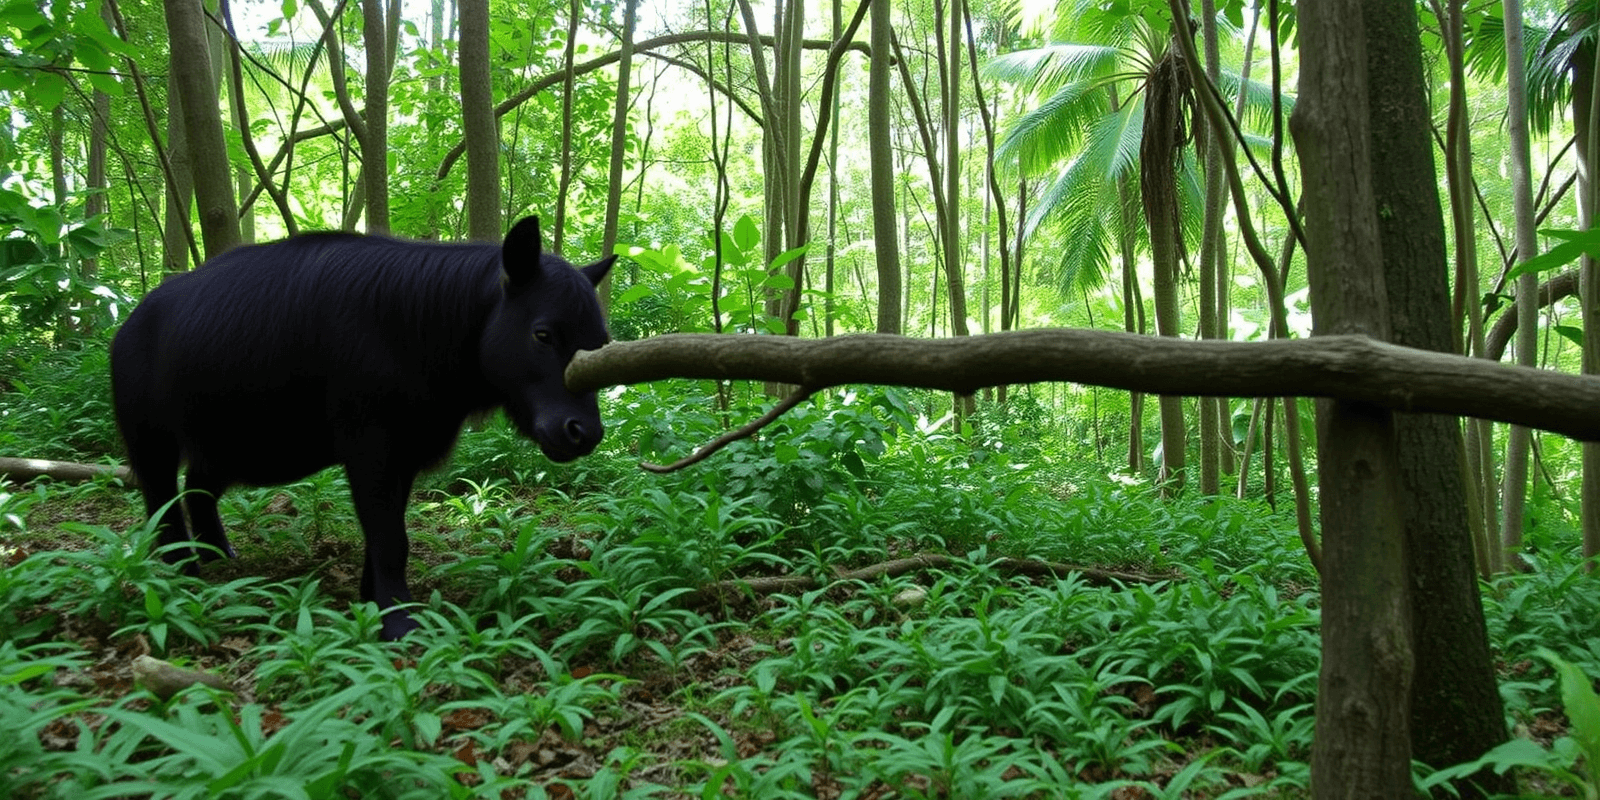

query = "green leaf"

[1541,649,1600,786]
[732,214,760,254]
[26,72,66,112]
[1555,324,1585,349]
[616,284,653,305]
[412,711,442,746]
[1510,227,1600,281]
[769,243,810,271]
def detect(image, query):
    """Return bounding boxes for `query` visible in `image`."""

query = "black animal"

[111,217,614,640]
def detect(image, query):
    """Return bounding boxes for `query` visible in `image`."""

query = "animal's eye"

[534,329,554,345]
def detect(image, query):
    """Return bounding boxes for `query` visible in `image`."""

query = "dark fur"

[111,217,614,639]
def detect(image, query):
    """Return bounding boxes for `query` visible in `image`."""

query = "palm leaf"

[985,43,1127,96]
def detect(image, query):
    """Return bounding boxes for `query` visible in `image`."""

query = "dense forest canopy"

[7,0,1600,793]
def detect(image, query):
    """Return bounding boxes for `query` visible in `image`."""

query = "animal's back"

[112,233,505,485]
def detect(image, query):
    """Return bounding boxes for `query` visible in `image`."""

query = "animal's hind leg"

[183,466,238,561]
[123,428,194,567]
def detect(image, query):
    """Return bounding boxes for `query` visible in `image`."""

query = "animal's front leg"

[345,458,421,641]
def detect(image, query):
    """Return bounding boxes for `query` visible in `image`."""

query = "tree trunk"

[940,0,967,340]
[458,0,499,241]
[361,0,391,234]
[1196,1,1225,496]
[1574,13,1600,569]
[1142,45,1187,493]
[1365,0,1511,788]
[599,0,640,312]
[1292,0,1414,790]
[868,0,901,335]
[1119,170,1145,475]
[162,49,194,273]
[553,0,580,251]
[1500,0,1538,559]
[163,0,241,257]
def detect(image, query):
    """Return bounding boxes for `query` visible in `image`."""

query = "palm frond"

[1213,70,1295,132]
[997,79,1110,173]
[985,43,1125,96]
[1466,12,1591,135]
[1052,185,1116,297]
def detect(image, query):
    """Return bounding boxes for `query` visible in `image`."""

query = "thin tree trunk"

[1500,0,1539,560]
[1142,45,1187,493]
[868,0,900,334]
[826,0,842,338]
[600,0,640,311]
[1119,170,1145,475]
[458,0,498,241]
[1197,1,1225,495]
[361,0,390,234]
[1577,18,1600,568]
[553,0,581,251]
[163,0,241,257]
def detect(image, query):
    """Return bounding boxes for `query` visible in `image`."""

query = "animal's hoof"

[380,614,421,642]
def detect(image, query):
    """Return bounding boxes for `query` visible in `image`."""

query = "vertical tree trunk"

[599,0,640,312]
[826,0,843,338]
[1119,171,1145,475]
[940,0,967,340]
[162,53,194,273]
[163,0,241,257]
[1500,0,1539,559]
[869,0,901,335]
[458,0,498,241]
[1142,45,1187,493]
[217,0,253,246]
[1196,4,1225,496]
[360,0,390,234]
[1366,0,1511,789]
[553,0,580,251]
[1570,12,1600,570]
[1293,0,1414,791]
[86,32,111,323]
[1434,0,1498,575]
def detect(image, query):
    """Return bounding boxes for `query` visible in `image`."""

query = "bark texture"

[1293,0,1414,790]
[1364,0,1509,787]
[458,0,499,241]
[163,0,241,257]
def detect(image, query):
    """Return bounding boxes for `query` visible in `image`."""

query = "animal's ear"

[582,254,617,287]
[502,216,545,285]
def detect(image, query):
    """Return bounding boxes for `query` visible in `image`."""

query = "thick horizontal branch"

[567,330,1600,442]
[0,457,136,486]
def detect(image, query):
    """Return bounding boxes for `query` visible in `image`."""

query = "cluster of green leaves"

[0,332,120,460]
[1,518,628,798]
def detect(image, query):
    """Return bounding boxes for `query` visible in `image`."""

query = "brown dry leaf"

[442,706,494,733]
[453,739,481,767]
[259,707,290,736]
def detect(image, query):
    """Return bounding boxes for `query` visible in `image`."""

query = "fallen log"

[0,457,136,487]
